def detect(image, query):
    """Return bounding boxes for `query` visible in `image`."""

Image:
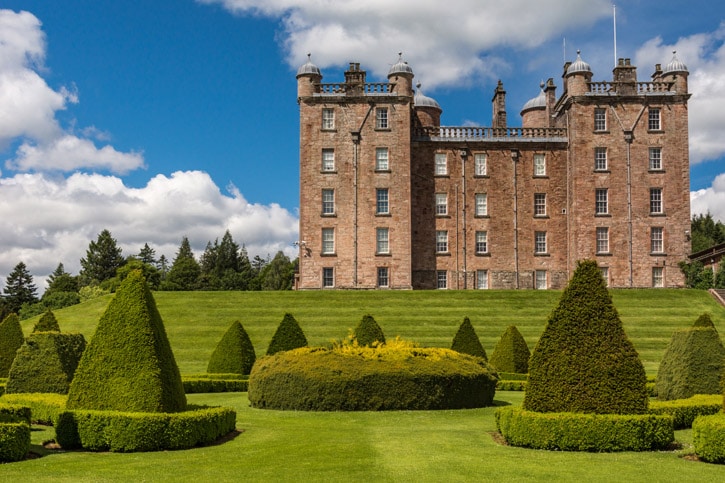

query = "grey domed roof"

[522,84,546,112]
[567,50,591,75]
[388,52,414,76]
[414,83,441,110]
[296,54,321,77]
[663,51,688,74]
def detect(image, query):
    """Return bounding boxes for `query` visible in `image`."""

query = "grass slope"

[19,289,725,376]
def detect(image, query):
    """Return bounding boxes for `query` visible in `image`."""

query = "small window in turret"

[376,107,389,129]
[322,108,335,130]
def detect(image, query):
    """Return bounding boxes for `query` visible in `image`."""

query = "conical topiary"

[489,325,530,374]
[207,321,256,375]
[523,260,648,414]
[353,314,386,347]
[32,310,61,333]
[6,332,86,394]
[655,313,725,400]
[0,313,24,378]
[66,270,186,413]
[266,313,307,355]
[451,317,487,360]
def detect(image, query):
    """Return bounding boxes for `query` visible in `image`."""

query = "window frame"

[476,270,489,289]
[648,107,661,131]
[596,226,609,254]
[434,153,448,176]
[321,228,335,255]
[375,107,389,129]
[535,270,547,289]
[436,270,447,289]
[321,189,335,215]
[533,154,546,177]
[534,193,547,217]
[652,267,664,288]
[435,230,448,254]
[600,267,609,286]
[650,188,663,215]
[375,147,389,171]
[322,267,334,288]
[651,226,664,253]
[435,193,448,215]
[475,231,488,255]
[594,108,607,132]
[534,231,547,254]
[475,193,488,217]
[649,147,662,171]
[377,267,389,288]
[376,188,389,215]
[595,188,609,215]
[594,147,608,171]
[321,148,335,172]
[321,108,335,130]
[474,153,487,176]
[376,227,390,255]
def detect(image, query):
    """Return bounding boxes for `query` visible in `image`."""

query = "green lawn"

[2,289,725,480]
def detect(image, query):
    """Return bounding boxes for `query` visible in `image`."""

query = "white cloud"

[0,170,299,288]
[199,0,612,87]
[691,174,725,221]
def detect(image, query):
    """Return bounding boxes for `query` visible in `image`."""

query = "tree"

[3,262,38,314]
[260,251,295,290]
[33,309,61,333]
[79,229,125,284]
[46,263,79,294]
[116,257,161,290]
[690,212,725,253]
[0,313,24,377]
[353,314,386,347]
[207,321,256,375]
[162,237,201,291]
[450,317,487,360]
[138,243,157,265]
[489,325,530,374]
[266,313,307,355]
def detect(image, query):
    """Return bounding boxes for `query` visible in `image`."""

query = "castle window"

[595,188,608,215]
[435,193,448,215]
[322,108,335,130]
[322,267,334,288]
[649,147,662,171]
[376,188,389,215]
[475,231,488,254]
[436,230,448,253]
[476,270,489,289]
[475,193,488,217]
[535,270,547,289]
[474,153,487,176]
[376,227,390,254]
[322,149,335,172]
[594,147,608,171]
[534,193,547,217]
[534,154,546,176]
[375,107,389,129]
[436,270,447,289]
[534,231,547,254]
[377,267,389,287]
[594,108,607,131]
[648,108,661,131]
[652,267,664,288]
[650,188,663,214]
[321,228,335,254]
[322,189,335,215]
[600,267,609,286]
[435,153,448,176]
[651,227,664,253]
[596,227,609,254]
[376,147,389,171]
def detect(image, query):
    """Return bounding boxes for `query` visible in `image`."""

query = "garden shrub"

[207,321,256,375]
[0,393,68,425]
[495,406,673,452]
[32,310,61,333]
[353,314,386,347]
[249,342,498,411]
[5,332,86,394]
[450,317,487,360]
[55,405,236,452]
[0,314,24,378]
[655,314,725,400]
[489,325,530,373]
[182,376,248,393]
[265,313,307,355]
[0,421,30,463]
[497,380,526,391]
[648,394,722,429]
[523,260,648,414]
[693,413,725,464]
[0,404,31,425]
[66,270,187,413]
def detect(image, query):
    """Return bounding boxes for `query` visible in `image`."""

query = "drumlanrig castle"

[295,51,691,290]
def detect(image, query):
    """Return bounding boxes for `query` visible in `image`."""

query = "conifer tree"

[489,325,530,374]
[32,309,61,333]
[79,229,125,284]
[3,261,38,314]
[266,313,307,355]
[451,317,487,360]
[207,321,256,375]
[162,236,201,290]
[353,314,386,347]
[0,313,24,377]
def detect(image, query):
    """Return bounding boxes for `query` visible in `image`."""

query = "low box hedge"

[0,403,31,425]
[55,405,236,452]
[648,394,722,429]
[0,393,68,425]
[495,406,674,452]
[497,380,527,391]
[498,372,527,381]
[693,413,725,464]
[182,377,248,394]
[0,421,30,462]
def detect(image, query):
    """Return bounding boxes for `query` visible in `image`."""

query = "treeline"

[0,229,297,320]
[679,213,725,289]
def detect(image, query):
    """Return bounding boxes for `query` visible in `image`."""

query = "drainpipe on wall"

[624,130,634,287]
[460,149,468,289]
[512,149,520,289]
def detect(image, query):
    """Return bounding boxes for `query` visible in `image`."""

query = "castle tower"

[413,82,442,127]
[296,54,322,98]
[564,51,592,96]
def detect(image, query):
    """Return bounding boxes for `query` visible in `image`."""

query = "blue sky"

[1,0,724,287]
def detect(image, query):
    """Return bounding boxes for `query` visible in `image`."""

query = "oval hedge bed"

[248,344,498,411]
[495,406,674,452]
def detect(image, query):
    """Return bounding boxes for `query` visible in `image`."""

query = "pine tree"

[45,263,79,295]
[138,243,156,265]
[162,237,201,291]
[79,229,125,284]
[3,261,38,314]
[260,251,295,290]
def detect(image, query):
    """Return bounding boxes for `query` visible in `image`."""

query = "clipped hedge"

[450,317,487,360]
[489,325,530,373]
[497,380,527,391]
[32,310,61,333]
[55,405,237,452]
[207,321,256,376]
[353,314,386,347]
[0,421,30,463]
[0,314,24,378]
[6,332,86,394]
[183,377,248,394]
[266,313,307,355]
[249,343,498,411]
[0,404,31,425]
[648,394,722,429]
[693,413,725,464]
[495,406,674,452]
[0,393,68,425]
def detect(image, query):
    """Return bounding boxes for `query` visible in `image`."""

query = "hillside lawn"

[1,289,723,480]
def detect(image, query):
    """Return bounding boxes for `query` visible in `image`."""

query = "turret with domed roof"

[296,54,322,98]
[387,52,414,96]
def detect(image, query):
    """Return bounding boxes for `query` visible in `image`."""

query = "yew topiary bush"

[207,321,256,375]
[66,270,187,413]
[655,313,725,401]
[32,310,61,333]
[523,260,648,414]
[353,314,386,347]
[0,314,24,378]
[489,325,530,374]
[266,313,307,356]
[450,317,487,360]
